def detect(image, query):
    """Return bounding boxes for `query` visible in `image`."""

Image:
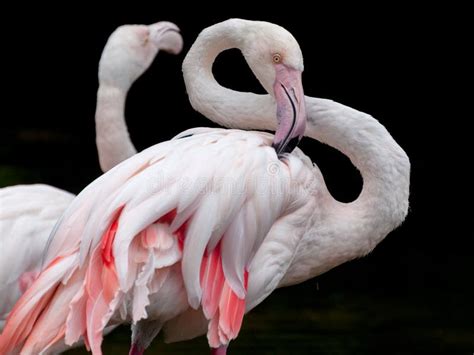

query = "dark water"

[64,284,473,355]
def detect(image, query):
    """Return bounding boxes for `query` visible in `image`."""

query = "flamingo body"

[0,185,74,329]
[0,20,183,346]
[0,129,315,353]
[0,19,410,355]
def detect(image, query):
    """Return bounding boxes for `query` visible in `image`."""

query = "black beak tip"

[272,137,301,159]
[284,137,300,154]
[271,142,285,159]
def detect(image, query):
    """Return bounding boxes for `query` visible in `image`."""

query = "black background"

[1,4,471,354]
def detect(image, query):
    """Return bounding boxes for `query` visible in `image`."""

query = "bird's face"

[242,22,306,156]
[98,22,182,89]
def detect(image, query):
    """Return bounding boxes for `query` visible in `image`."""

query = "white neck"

[183,20,410,285]
[95,84,137,172]
[279,97,410,285]
[183,19,277,131]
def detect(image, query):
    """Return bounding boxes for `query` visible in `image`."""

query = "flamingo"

[0,19,410,355]
[0,21,182,332]
[0,185,74,330]
[95,21,182,172]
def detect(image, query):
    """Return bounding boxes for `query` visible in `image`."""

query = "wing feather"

[0,129,313,352]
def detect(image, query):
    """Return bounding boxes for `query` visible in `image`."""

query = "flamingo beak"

[272,64,306,157]
[148,21,183,55]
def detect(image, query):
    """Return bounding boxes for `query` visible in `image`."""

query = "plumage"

[0,18,410,355]
[0,129,314,354]
[0,185,74,329]
[0,20,183,350]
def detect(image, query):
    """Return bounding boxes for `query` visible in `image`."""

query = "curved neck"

[307,97,410,248]
[95,84,136,172]
[281,97,410,285]
[184,22,410,283]
[182,20,277,131]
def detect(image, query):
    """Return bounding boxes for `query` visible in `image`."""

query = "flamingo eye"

[272,53,282,63]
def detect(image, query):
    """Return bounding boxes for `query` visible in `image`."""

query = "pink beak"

[272,64,306,157]
[148,22,183,55]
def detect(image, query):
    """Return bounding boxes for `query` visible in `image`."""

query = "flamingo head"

[240,20,306,156]
[98,21,183,90]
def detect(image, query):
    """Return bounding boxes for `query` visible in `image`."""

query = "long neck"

[307,97,411,223]
[184,23,410,284]
[95,84,136,172]
[282,97,411,284]
[182,20,277,131]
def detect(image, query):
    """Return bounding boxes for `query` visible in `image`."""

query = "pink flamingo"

[0,21,182,334]
[0,19,409,355]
